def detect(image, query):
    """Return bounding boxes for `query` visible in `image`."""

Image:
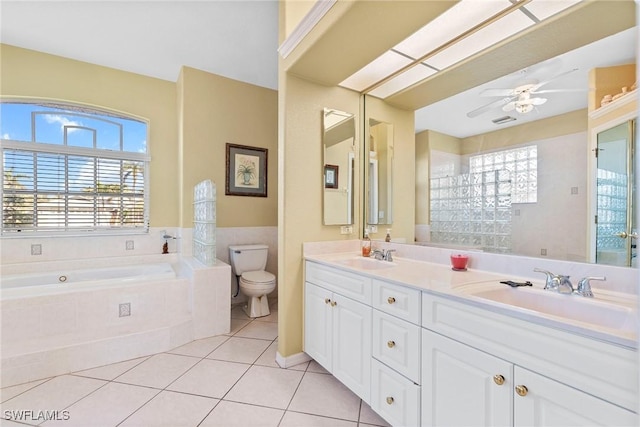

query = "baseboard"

[275,350,312,369]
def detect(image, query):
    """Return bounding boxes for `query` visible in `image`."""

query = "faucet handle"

[384,249,396,262]
[575,276,606,298]
[533,268,556,290]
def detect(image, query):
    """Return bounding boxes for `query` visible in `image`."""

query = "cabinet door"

[332,293,372,403]
[422,329,512,427]
[513,367,637,427]
[304,282,332,371]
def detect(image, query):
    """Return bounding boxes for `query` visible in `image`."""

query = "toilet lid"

[242,270,275,283]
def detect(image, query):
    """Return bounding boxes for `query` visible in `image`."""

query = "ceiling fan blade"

[467,97,515,118]
[479,88,516,97]
[530,68,578,92]
[530,97,548,106]
[532,88,586,94]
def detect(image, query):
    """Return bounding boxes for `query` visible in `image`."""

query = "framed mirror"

[323,108,355,225]
[367,119,394,226]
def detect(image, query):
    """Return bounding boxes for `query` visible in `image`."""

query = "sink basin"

[463,286,636,332]
[336,257,396,270]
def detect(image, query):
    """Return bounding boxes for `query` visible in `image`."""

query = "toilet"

[228,244,276,318]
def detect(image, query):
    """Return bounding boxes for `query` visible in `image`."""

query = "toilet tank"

[229,244,268,275]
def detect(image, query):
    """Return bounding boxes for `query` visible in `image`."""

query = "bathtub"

[0,255,231,388]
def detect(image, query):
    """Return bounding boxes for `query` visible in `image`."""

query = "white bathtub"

[0,255,231,388]
[1,263,176,298]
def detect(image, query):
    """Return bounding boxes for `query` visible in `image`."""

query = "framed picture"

[225,143,268,197]
[324,164,339,189]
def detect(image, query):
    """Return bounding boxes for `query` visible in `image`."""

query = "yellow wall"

[178,66,278,228]
[0,44,278,230]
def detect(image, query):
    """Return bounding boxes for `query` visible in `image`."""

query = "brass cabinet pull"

[387,297,396,304]
[387,340,396,348]
[330,301,337,307]
[386,396,394,405]
[324,298,331,305]
[493,374,505,385]
[515,385,528,396]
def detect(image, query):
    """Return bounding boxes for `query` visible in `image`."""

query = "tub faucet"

[533,268,573,294]
[371,249,395,262]
[574,276,606,298]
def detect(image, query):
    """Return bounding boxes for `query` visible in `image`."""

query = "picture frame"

[225,143,268,197]
[324,164,339,189]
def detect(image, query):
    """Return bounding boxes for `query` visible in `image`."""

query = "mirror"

[323,108,355,225]
[367,119,394,226]
[361,10,636,265]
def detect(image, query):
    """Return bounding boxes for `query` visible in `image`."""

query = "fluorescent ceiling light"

[338,0,584,98]
[369,63,437,99]
[339,51,412,92]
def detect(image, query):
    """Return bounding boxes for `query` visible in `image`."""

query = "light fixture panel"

[523,0,582,22]
[369,64,437,99]
[339,50,412,92]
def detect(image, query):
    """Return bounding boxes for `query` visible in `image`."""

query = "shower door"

[595,119,636,267]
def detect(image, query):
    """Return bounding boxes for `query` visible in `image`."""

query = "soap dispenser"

[385,229,391,242]
[362,231,371,257]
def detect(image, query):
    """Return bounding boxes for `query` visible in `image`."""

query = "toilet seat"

[241,270,275,284]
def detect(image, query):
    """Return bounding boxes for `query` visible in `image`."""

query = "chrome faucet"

[371,249,396,262]
[574,276,606,298]
[533,268,573,294]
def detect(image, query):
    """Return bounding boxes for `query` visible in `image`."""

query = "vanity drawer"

[371,359,420,427]
[305,261,372,304]
[373,279,421,324]
[372,310,421,383]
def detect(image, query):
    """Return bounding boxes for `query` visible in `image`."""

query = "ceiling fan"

[466,68,579,118]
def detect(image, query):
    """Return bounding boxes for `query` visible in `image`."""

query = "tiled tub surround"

[303,240,638,425]
[1,254,231,388]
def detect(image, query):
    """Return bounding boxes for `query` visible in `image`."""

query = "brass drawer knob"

[493,374,505,385]
[387,340,396,348]
[387,297,396,304]
[386,396,394,405]
[324,298,331,305]
[330,301,337,307]
[515,385,528,396]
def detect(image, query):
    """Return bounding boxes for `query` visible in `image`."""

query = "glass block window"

[469,145,537,203]
[1,101,149,235]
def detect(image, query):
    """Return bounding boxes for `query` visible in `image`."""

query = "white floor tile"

[280,411,357,427]
[115,353,199,389]
[225,365,303,409]
[199,400,283,427]
[233,321,278,340]
[167,359,250,399]
[41,382,158,426]
[73,357,149,381]
[0,378,49,404]
[119,390,218,427]
[168,335,229,358]
[206,337,272,364]
[0,418,30,426]
[359,402,391,426]
[288,372,361,421]
[228,318,252,335]
[253,340,279,368]
[307,360,330,374]
[231,305,251,320]
[253,310,278,323]
[1,376,106,415]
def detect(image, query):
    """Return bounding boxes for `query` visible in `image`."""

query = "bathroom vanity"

[303,249,637,427]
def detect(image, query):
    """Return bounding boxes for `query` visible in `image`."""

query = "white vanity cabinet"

[421,293,637,427]
[304,262,372,402]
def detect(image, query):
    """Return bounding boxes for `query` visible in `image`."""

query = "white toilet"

[229,244,276,318]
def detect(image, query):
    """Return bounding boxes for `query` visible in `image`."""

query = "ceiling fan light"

[515,103,534,114]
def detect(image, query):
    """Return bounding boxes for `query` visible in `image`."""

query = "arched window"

[1,101,149,235]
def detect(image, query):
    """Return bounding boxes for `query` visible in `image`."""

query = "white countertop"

[304,251,638,349]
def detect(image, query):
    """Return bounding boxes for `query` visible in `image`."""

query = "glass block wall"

[596,168,627,251]
[193,179,216,266]
[430,170,512,252]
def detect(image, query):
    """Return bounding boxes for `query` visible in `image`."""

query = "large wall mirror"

[366,119,394,226]
[323,108,355,225]
[361,3,637,267]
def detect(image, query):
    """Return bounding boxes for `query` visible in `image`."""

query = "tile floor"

[1,302,390,427]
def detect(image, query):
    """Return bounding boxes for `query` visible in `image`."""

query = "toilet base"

[244,294,270,318]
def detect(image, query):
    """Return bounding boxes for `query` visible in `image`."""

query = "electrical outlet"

[119,303,131,317]
[369,225,378,233]
[31,244,42,256]
[571,187,579,195]
[340,226,353,235]
[540,248,547,256]
[514,209,521,216]
[126,240,134,250]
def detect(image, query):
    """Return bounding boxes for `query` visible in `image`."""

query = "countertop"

[304,251,638,349]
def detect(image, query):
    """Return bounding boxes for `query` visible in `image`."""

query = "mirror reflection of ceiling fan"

[466,68,580,118]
